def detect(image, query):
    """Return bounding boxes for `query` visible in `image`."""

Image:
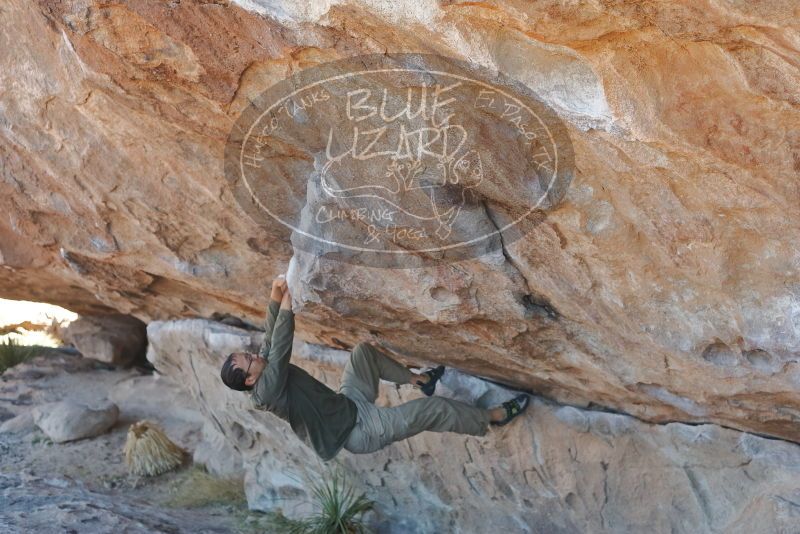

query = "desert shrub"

[124,420,186,476]
[275,468,374,534]
[0,337,41,374]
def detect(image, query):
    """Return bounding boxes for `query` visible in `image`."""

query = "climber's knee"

[421,396,449,419]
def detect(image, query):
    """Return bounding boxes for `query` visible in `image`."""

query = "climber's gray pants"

[339,342,492,454]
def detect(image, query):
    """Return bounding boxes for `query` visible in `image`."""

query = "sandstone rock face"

[148,318,800,533]
[62,313,147,367]
[32,400,119,443]
[1,0,799,444]
[192,420,244,478]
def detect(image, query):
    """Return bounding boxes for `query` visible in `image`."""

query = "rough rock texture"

[193,420,244,478]
[1,0,800,444]
[147,318,800,533]
[0,473,230,534]
[0,412,35,435]
[32,400,119,443]
[62,313,148,366]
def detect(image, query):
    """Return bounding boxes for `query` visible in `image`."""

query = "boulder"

[0,0,798,443]
[32,400,119,443]
[0,412,35,435]
[62,314,147,367]
[148,318,800,533]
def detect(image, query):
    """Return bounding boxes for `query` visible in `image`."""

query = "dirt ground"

[0,350,281,533]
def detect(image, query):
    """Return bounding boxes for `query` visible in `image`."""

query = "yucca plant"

[0,337,41,374]
[279,468,374,534]
[124,420,186,477]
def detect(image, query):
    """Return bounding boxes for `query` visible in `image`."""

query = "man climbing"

[219,275,529,461]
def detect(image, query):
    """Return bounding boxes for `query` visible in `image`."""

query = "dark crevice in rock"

[580,398,800,446]
[521,293,559,320]
[481,200,559,320]
[471,373,800,446]
[208,312,260,331]
[600,460,609,528]
[330,337,352,350]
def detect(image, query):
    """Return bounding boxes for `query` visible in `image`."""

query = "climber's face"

[231,352,266,387]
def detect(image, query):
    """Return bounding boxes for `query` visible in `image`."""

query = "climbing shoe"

[415,365,445,397]
[490,394,530,426]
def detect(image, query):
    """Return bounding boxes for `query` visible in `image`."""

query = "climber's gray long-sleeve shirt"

[250,300,357,461]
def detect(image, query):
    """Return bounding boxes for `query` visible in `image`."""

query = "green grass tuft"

[0,337,44,374]
[276,468,374,534]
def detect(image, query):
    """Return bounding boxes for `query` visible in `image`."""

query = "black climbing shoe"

[415,365,445,397]
[490,394,530,426]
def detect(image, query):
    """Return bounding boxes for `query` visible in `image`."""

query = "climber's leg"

[344,395,492,454]
[346,396,492,454]
[366,396,492,452]
[338,342,416,404]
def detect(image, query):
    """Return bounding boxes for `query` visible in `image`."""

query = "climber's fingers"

[276,276,288,292]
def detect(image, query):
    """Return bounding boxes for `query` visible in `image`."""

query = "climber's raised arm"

[258,276,287,358]
[252,287,294,403]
